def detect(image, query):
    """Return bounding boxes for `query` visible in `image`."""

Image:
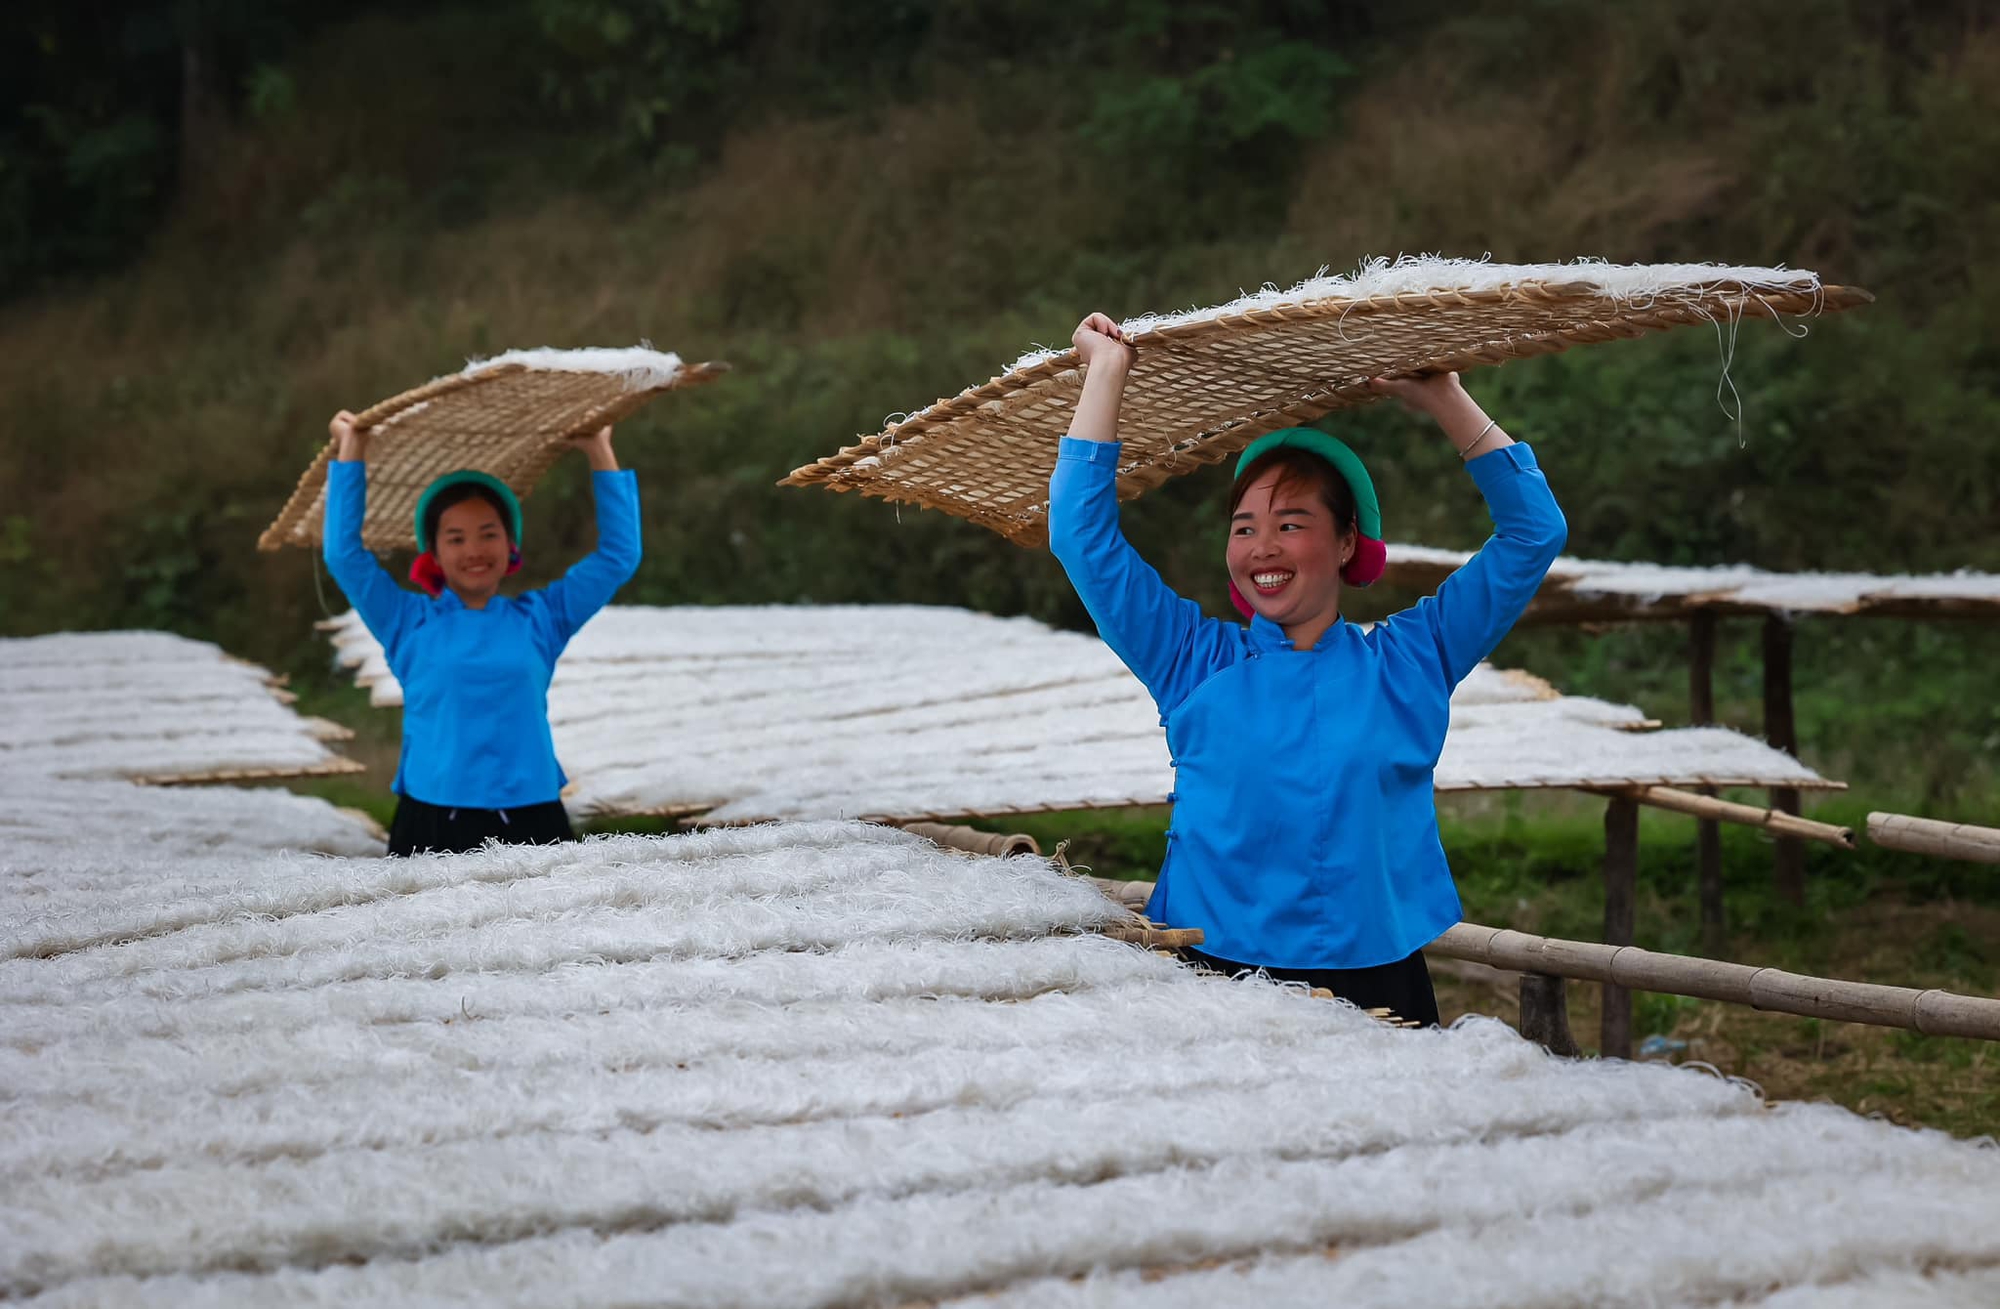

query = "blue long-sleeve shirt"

[1049,436,1566,970]
[322,459,641,809]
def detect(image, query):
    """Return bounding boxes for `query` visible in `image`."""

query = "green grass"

[984,791,2000,915]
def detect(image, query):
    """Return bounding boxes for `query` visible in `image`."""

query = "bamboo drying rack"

[261,357,728,552]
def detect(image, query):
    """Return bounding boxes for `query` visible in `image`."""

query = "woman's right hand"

[1072,312,1134,372]
[1065,314,1134,444]
[329,411,367,462]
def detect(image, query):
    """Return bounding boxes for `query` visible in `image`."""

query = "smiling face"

[1226,453,1356,645]
[434,495,510,605]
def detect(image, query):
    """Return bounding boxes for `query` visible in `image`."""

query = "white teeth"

[1253,572,1292,587]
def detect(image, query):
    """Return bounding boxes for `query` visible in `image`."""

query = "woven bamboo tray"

[784,264,1871,546]
[260,348,728,552]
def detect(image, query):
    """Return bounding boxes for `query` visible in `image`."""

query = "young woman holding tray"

[1048,312,1567,1026]
[322,411,641,856]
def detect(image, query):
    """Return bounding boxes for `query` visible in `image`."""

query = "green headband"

[413,470,524,555]
[1233,428,1382,541]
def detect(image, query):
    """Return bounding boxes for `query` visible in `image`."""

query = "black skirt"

[1180,944,1442,1028]
[386,795,576,857]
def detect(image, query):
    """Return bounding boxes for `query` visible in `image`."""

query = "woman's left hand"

[567,425,619,471]
[1366,372,1466,419]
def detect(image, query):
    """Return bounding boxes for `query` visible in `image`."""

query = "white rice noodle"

[9,818,1997,1305]
[1,631,352,784]
[460,345,685,391]
[958,1166,2000,1309]
[1385,544,2000,617]
[1008,256,1827,371]
[31,1108,1970,1309]
[3,1028,1760,1294]
[0,827,1119,1000]
[0,774,382,859]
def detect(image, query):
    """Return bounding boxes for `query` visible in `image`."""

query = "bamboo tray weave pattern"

[260,347,727,551]
[784,259,1870,546]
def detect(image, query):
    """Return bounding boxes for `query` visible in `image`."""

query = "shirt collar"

[1248,611,1346,653]
[432,589,509,614]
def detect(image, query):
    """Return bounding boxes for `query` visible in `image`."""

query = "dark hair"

[424,484,514,548]
[1227,447,1358,535]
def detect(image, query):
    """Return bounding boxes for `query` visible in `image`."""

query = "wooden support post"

[1519,973,1580,1056]
[1689,610,1725,953]
[1601,795,1639,1059]
[1762,615,1806,907]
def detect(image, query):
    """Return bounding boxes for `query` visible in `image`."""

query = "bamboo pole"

[1088,876,1155,912]
[1584,784,1855,848]
[1867,813,2000,866]
[1080,877,1198,947]
[1098,923,1205,948]
[137,758,367,785]
[1312,996,1421,1028]
[1081,877,2000,1043]
[1432,923,2000,1041]
[901,822,1042,858]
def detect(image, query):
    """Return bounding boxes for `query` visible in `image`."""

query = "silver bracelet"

[1458,418,1499,460]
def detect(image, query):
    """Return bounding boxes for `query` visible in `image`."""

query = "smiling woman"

[1223,429,1381,642]
[321,413,641,855]
[410,470,525,602]
[1046,312,1563,1026]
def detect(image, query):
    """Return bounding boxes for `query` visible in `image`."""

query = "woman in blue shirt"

[323,409,642,856]
[1049,313,1567,1026]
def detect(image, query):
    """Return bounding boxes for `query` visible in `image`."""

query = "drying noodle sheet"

[318,606,1832,821]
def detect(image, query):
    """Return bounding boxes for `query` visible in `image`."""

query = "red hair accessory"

[410,552,446,598]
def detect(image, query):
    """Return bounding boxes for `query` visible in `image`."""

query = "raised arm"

[321,411,423,653]
[1047,314,1231,710]
[533,425,642,649]
[1371,375,1567,686]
